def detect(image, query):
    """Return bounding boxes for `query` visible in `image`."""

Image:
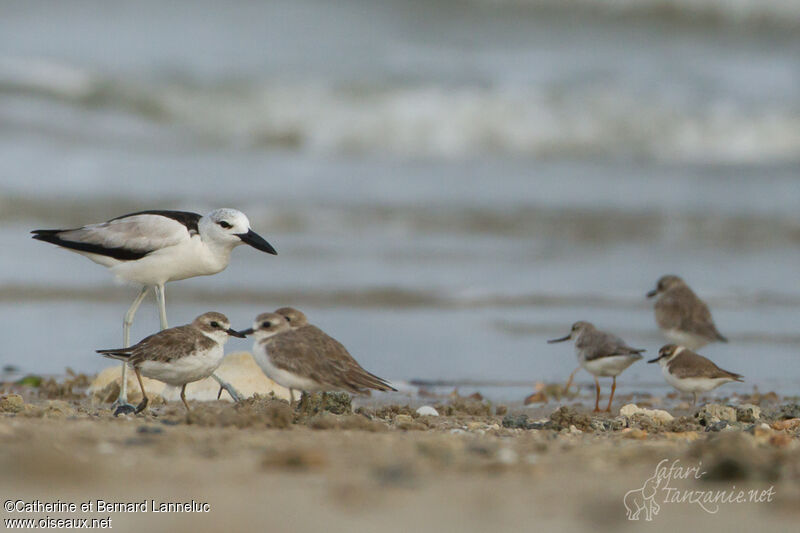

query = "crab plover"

[240,312,395,406]
[548,321,644,412]
[647,275,727,350]
[32,208,276,414]
[648,344,743,406]
[96,312,245,415]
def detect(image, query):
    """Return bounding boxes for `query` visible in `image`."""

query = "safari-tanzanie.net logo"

[624,459,775,521]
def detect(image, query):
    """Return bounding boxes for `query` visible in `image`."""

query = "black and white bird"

[97,312,246,415]
[32,208,276,414]
[548,321,645,412]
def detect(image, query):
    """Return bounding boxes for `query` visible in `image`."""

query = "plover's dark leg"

[133,368,149,414]
[180,384,191,413]
[605,377,616,412]
[289,388,296,408]
[564,366,580,394]
[692,392,697,407]
[114,286,150,417]
[593,377,601,412]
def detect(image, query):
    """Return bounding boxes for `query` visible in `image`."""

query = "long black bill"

[227,328,247,338]
[646,289,658,298]
[238,229,277,255]
[239,327,255,336]
[547,334,571,344]
[647,356,661,364]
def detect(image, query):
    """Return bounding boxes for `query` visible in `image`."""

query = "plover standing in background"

[648,344,743,406]
[96,312,245,415]
[548,321,645,412]
[241,312,396,406]
[32,208,276,415]
[647,275,727,350]
[275,307,396,398]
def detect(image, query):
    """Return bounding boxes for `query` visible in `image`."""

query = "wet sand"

[1,381,798,532]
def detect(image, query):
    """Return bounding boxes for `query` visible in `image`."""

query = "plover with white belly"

[647,275,727,350]
[96,312,246,415]
[648,344,743,406]
[32,208,276,415]
[241,312,396,406]
[548,321,644,412]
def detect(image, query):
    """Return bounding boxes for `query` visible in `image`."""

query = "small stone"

[621,428,648,440]
[395,414,413,425]
[496,447,518,465]
[495,405,508,416]
[502,414,531,429]
[467,421,483,432]
[771,418,800,431]
[0,394,24,413]
[449,428,466,435]
[706,420,730,432]
[768,433,792,448]
[619,403,674,424]
[415,405,439,417]
[696,404,737,426]
[568,425,582,434]
[736,404,761,423]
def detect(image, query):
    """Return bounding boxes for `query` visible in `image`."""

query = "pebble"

[496,447,518,465]
[619,403,674,424]
[621,428,648,440]
[416,406,439,417]
[0,394,25,413]
[696,404,737,426]
[736,404,761,423]
[771,418,800,431]
[395,414,414,425]
[467,421,483,432]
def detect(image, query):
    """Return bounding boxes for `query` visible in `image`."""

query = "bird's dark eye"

[218,221,232,229]
[262,321,271,328]
[210,321,220,328]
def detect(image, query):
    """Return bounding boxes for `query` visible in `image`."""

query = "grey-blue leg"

[113,285,150,416]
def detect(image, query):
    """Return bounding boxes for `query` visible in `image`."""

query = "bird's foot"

[113,402,137,417]
[220,383,242,403]
[134,398,148,415]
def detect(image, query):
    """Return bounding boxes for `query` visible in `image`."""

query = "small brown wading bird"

[237,311,396,406]
[648,344,743,406]
[549,321,645,412]
[97,312,245,415]
[647,275,727,350]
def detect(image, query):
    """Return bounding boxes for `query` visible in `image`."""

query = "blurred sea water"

[1,0,799,400]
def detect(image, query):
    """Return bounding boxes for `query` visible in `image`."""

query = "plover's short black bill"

[33,208,276,415]
[549,321,644,412]
[97,312,245,417]
[648,344,743,406]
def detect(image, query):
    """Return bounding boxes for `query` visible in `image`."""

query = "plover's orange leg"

[564,366,580,394]
[133,367,149,415]
[289,388,296,408]
[605,376,616,412]
[593,376,601,412]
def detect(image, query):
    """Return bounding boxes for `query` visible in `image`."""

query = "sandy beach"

[2,373,798,532]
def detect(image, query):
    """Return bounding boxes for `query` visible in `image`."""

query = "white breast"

[138,345,225,386]
[251,344,325,392]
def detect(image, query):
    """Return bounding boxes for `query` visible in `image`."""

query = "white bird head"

[192,311,247,343]
[199,208,277,255]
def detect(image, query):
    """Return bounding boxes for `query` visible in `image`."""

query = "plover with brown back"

[548,321,644,412]
[241,312,395,406]
[647,275,727,350]
[96,312,245,416]
[648,344,743,406]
